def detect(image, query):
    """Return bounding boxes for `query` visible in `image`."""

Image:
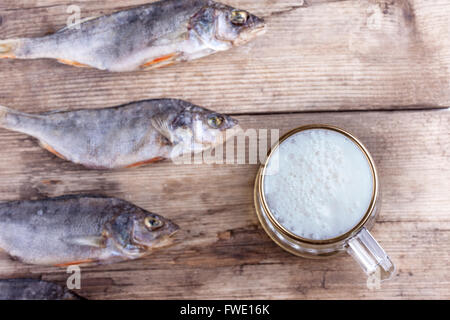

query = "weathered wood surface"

[0,109,449,299]
[0,0,449,300]
[0,0,450,113]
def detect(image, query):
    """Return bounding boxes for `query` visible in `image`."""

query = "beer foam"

[263,129,374,240]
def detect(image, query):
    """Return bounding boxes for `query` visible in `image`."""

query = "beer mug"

[254,125,396,281]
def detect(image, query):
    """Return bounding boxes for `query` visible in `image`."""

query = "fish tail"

[0,105,32,130]
[0,105,14,127]
[0,105,46,138]
[0,38,23,59]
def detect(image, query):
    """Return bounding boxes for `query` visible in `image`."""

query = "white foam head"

[263,128,374,240]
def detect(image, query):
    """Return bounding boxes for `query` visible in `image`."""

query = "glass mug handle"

[346,227,396,281]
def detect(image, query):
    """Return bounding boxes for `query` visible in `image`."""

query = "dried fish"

[0,99,239,169]
[0,0,266,71]
[0,195,179,266]
[0,279,81,300]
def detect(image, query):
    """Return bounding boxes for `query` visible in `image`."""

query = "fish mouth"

[133,233,178,252]
[226,116,239,128]
[233,23,267,46]
[224,124,242,139]
[250,23,267,36]
[149,233,179,249]
[169,228,180,238]
[153,223,180,248]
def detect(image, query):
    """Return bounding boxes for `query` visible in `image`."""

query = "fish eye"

[231,10,249,25]
[207,115,225,128]
[144,216,164,230]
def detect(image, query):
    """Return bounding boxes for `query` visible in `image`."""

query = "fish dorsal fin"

[65,236,106,248]
[57,16,99,33]
[151,114,175,144]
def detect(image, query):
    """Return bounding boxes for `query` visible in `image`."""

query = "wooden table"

[0,0,449,299]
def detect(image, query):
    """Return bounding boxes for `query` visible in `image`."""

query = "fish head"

[215,5,267,47]
[190,4,266,50]
[132,212,179,249]
[170,106,240,155]
[107,210,179,258]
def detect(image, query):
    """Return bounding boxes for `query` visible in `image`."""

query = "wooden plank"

[0,0,449,114]
[0,109,448,299]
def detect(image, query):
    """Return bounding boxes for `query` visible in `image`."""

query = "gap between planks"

[231,105,450,117]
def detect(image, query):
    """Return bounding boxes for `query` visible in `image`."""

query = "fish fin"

[57,16,99,33]
[54,259,96,267]
[0,105,9,127]
[151,114,175,144]
[0,105,32,129]
[57,59,91,68]
[65,236,107,248]
[39,141,67,160]
[140,53,179,70]
[125,157,166,168]
[0,39,21,59]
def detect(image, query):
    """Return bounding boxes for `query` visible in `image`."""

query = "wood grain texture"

[0,0,449,300]
[0,109,448,299]
[0,0,449,114]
